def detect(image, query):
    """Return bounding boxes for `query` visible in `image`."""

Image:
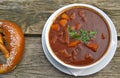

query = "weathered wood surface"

[0,37,120,78]
[0,0,120,78]
[0,0,120,35]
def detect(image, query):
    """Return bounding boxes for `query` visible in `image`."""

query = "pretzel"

[0,20,25,74]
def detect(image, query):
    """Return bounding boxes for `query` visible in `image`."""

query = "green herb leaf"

[80,29,90,43]
[72,34,80,39]
[80,29,87,36]
[68,25,80,39]
[68,24,71,32]
[68,25,97,43]
[90,31,97,35]
[89,31,97,38]
[81,36,90,43]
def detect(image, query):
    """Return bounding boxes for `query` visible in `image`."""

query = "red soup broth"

[49,7,110,66]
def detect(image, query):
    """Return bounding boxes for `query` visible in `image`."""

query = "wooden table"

[0,0,120,78]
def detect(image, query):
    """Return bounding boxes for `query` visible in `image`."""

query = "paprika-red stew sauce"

[49,7,110,66]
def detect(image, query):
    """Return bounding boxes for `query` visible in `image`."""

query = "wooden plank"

[0,0,119,78]
[0,0,120,36]
[0,37,120,78]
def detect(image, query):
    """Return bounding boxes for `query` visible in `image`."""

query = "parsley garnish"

[68,25,97,43]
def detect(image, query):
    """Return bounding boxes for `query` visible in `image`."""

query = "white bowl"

[44,4,117,69]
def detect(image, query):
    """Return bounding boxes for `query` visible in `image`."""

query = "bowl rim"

[44,3,117,69]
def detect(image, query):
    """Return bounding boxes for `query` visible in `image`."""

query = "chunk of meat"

[58,31,63,36]
[72,49,77,60]
[101,33,105,39]
[64,27,69,44]
[51,35,57,44]
[70,13,75,20]
[59,49,71,58]
[76,46,81,52]
[59,19,68,27]
[72,49,77,56]
[58,38,65,44]
[68,40,81,47]
[79,10,86,22]
[61,13,69,19]
[82,17,87,22]
[76,24,81,30]
[79,10,85,17]
[51,24,60,31]
[85,53,92,59]
[86,43,98,52]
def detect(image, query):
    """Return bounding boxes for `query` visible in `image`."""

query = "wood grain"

[0,0,120,78]
[0,37,120,78]
[0,0,120,35]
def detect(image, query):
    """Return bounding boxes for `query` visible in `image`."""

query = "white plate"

[42,4,117,76]
[42,24,117,76]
